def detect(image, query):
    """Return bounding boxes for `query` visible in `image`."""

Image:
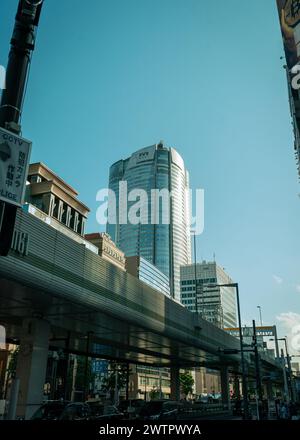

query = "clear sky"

[1,0,299,354]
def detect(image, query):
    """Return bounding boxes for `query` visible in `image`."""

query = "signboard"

[92,359,109,375]
[276,1,300,179]
[0,127,31,207]
[0,325,5,350]
[277,0,300,69]
[224,326,276,337]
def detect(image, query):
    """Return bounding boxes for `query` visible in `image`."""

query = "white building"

[180,261,237,328]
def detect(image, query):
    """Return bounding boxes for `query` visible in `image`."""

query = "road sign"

[92,359,108,374]
[219,348,239,355]
[0,127,31,207]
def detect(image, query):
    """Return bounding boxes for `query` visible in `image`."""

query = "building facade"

[107,142,191,301]
[26,162,89,237]
[85,232,126,271]
[126,256,170,297]
[180,261,237,329]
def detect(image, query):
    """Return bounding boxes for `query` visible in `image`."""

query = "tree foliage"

[179,371,194,397]
[100,361,128,395]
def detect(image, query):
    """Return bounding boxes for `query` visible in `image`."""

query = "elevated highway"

[0,207,283,418]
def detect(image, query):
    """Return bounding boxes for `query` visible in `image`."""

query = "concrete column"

[170,367,180,401]
[220,367,231,409]
[15,319,50,420]
[233,375,240,399]
[266,380,274,400]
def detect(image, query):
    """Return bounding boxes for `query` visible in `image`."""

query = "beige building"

[193,368,221,397]
[128,365,171,401]
[26,162,89,236]
[85,233,126,271]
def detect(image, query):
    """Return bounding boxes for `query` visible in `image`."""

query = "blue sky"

[1,0,299,352]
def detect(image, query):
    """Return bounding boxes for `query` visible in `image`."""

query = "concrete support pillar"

[170,367,180,401]
[233,375,240,399]
[220,366,231,409]
[15,319,50,420]
[266,380,274,400]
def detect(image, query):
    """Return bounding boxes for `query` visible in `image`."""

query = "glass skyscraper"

[107,142,191,301]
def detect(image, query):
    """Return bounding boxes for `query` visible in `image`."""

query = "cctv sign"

[0,127,31,207]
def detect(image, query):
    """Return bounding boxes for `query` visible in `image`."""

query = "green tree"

[149,387,160,400]
[6,347,19,380]
[179,371,194,398]
[68,355,96,400]
[101,362,129,399]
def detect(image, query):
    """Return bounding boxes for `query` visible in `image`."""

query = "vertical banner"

[277,0,300,69]
[0,127,31,207]
[276,1,300,179]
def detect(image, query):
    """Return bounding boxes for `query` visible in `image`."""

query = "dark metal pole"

[273,327,280,360]
[0,0,43,130]
[284,338,295,402]
[63,332,71,401]
[126,363,130,401]
[253,319,263,419]
[0,0,43,256]
[193,232,198,314]
[84,332,92,400]
[235,283,249,419]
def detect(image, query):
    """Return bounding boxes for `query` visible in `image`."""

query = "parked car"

[232,399,253,418]
[118,399,145,419]
[138,400,184,420]
[59,402,91,420]
[30,400,70,420]
[86,402,124,420]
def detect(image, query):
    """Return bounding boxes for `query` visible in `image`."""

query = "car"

[86,401,124,420]
[118,399,145,419]
[59,402,92,420]
[232,399,253,418]
[30,400,70,420]
[138,400,184,421]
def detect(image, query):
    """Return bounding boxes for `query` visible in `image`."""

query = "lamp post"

[191,230,199,315]
[84,331,93,400]
[206,282,249,419]
[252,320,263,419]
[257,306,263,327]
[270,336,294,402]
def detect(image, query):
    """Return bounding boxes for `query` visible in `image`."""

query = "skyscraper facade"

[180,261,237,328]
[107,142,191,301]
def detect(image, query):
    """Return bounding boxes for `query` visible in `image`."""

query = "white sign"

[0,127,31,207]
[0,325,5,349]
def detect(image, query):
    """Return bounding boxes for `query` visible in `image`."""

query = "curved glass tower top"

[107,142,191,301]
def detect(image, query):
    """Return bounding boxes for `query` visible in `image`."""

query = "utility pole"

[114,365,119,406]
[159,368,163,399]
[281,348,290,403]
[257,306,263,327]
[284,338,296,403]
[252,320,263,419]
[84,331,93,400]
[0,0,43,256]
[192,231,198,314]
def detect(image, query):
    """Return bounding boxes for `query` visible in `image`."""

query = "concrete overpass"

[0,206,282,418]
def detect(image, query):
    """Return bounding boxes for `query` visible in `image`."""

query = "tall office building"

[180,261,237,328]
[107,142,191,301]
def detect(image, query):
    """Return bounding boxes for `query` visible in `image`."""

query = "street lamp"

[270,336,294,402]
[206,282,249,419]
[191,230,199,315]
